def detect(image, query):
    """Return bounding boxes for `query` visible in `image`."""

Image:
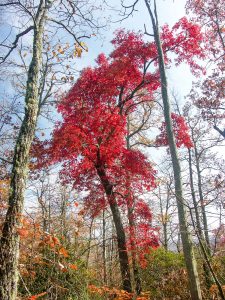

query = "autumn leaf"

[27,292,47,300]
[52,236,60,245]
[69,263,78,270]
[58,247,69,258]
[17,228,29,238]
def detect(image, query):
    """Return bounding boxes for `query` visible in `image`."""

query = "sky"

[77,0,194,100]
[0,0,193,104]
[76,0,195,163]
[1,0,224,232]
[0,0,205,159]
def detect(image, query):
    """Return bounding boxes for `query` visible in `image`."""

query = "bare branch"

[0,26,34,64]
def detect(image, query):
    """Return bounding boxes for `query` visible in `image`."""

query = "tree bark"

[144,1,202,299]
[102,209,107,285]
[188,148,213,288]
[0,2,46,299]
[95,152,132,292]
[193,144,210,249]
[188,149,203,238]
[127,204,142,295]
[126,119,142,295]
[159,186,169,251]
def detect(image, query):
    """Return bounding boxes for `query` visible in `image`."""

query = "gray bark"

[102,209,107,284]
[188,149,213,288]
[144,1,202,299]
[193,144,210,249]
[188,149,202,238]
[126,118,142,295]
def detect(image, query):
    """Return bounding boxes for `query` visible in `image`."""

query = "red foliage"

[126,198,159,267]
[156,113,193,148]
[186,0,225,123]
[186,0,224,59]
[161,17,205,74]
[39,22,204,259]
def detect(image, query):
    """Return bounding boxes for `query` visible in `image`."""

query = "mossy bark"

[0,2,46,299]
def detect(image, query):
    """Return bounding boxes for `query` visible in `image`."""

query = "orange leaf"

[52,236,60,245]
[59,247,69,258]
[17,228,29,238]
[27,292,47,300]
[69,264,78,270]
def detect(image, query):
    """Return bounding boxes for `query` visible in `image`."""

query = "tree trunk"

[144,1,202,299]
[95,153,132,292]
[159,186,169,251]
[102,209,107,284]
[188,149,203,237]
[126,119,142,295]
[127,204,142,295]
[0,3,46,299]
[188,148,213,288]
[193,144,210,249]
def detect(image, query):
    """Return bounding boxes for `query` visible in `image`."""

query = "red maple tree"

[36,19,205,291]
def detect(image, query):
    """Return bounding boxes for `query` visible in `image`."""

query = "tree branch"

[0,26,34,63]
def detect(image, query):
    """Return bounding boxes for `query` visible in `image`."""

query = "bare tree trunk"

[188,149,213,288]
[127,204,142,295]
[0,3,46,299]
[102,209,108,285]
[188,149,202,237]
[193,144,210,249]
[108,223,115,286]
[60,187,68,240]
[86,218,94,268]
[159,185,170,251]
[144,1,202,299]
[95,152,132,292]
[126,119,142,295]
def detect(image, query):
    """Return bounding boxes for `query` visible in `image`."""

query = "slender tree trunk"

[60,187,68,239]
[144,1,202,299]
[102,209,107,284]
[188,149,202,237]
[127,203,142,295]
[86,218,94,268]
[0,3,46,299]
[108,223,115,286]
[126,120,142,295]
[159,186,169,251]
[95,152,132,292]
[188,149,213,288]
[193,144,210,249]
